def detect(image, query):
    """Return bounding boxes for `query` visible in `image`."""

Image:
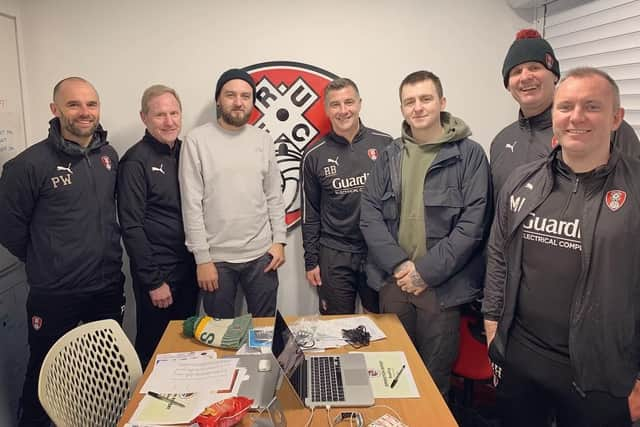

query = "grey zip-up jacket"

[483,147,640,398]
[360,113,492,309]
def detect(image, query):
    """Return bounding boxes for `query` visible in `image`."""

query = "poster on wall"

[0,13,26,169]
[244,61,338,230]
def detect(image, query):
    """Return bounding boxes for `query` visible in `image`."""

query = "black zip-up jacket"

[117,131,193,291]
[301,123,391,270]
[0,118,124,294]
[490,107,553,203]
[483,147,640,398]
[490,106,640,202]
[360,128,492,309]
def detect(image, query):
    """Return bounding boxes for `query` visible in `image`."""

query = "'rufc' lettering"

[254,78,318,144]
[522,212,581,239]
[51,174,72,189]
[332,172,370,190]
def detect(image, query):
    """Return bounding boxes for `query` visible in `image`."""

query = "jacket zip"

[85,151,105,285]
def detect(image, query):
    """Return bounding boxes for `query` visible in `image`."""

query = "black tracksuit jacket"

[483,146,640,398]
[301,124,391,271]
[490,106,640,202]
[117,131,193,291]
[0,118,124,294]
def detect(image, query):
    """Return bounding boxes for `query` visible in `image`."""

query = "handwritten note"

[0,111,21,166]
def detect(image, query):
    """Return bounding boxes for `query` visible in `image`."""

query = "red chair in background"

[451,314,493,407]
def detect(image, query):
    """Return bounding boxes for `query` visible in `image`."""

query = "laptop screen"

[271,310,306,396]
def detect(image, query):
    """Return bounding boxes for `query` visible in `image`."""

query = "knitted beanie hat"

[215,68,256,103]
[501,29,560,88]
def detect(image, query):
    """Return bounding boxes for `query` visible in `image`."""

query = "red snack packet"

[193,396,253,427]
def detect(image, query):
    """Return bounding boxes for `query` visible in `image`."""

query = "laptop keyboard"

[310,356,345,402]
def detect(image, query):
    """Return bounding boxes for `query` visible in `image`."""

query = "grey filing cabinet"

[0,247,28,427]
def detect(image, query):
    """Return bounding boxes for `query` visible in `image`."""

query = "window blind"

[542,0,640,137]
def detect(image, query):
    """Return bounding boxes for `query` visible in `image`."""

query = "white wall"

[13,0,533,319]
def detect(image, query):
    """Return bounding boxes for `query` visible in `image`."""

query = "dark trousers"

[317,245,379,315]
[379,283,459,395]
[133,266,198,368]
[19,287,125,427]
[202,252,278,318]
[497,336,631,427]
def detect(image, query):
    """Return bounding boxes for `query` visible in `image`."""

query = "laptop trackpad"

[343,369,369,386]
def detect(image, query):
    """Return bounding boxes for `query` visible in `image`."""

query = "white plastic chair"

[38,319,142,427]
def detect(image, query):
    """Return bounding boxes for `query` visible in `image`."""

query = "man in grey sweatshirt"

[179,68,287,318]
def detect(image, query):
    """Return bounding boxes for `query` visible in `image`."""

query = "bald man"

[0,77,125,427]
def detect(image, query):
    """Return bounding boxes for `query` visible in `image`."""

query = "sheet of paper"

[354,351,419,398]
[203,367,248,404]
[130,367,247,426]
[141,356,239,394]
[155,350,217,363]
[129,391,205,425]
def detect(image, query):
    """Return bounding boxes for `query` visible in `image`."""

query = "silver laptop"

[223,354,279,409]
[271,310,374,408]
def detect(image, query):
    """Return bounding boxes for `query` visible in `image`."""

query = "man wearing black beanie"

[179,68,286,319]
[489,29,639,202]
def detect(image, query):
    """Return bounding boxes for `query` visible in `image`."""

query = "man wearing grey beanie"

[179,68,286,319]
[489,29,639,202]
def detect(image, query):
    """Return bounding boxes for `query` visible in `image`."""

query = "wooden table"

[118,313,458,426]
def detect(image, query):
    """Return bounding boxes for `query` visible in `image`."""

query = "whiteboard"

[0,12,27,283]
[0,13,26,166]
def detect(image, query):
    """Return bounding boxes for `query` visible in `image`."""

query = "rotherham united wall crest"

[243,61,338,230]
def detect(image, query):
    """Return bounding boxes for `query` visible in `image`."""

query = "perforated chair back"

[38,319,142,427]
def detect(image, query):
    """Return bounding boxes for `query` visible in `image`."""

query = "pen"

[148,391,186,408]
[390,364,406,388]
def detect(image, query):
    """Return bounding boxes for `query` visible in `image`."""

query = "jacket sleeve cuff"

[483,314,500,322]
[147,281,166,291]
[381,251,410,275]
[304,255,319,271]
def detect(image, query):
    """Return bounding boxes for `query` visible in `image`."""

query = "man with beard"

[179,69,286,318]
[118,85,198,368]
[0,77,125,427]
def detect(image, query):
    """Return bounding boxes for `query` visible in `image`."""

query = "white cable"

[368,404,405,425]
[304,406,316,427]
[326,405,332,426]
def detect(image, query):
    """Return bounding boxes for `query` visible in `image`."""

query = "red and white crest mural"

[244,61,337,230]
